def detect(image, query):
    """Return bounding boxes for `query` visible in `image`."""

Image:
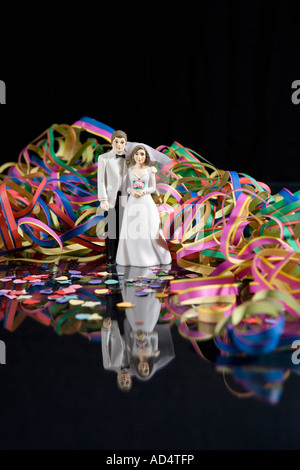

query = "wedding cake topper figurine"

[97,131,172,266]
[97,130,128,265]
[116,145,171,267]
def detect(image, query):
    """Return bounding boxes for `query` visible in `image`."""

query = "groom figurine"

[98,130,128,265]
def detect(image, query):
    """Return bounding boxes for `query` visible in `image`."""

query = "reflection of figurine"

[100,266,132,391]
[101,264,174,390]
[101,316,132,392]
[97,130,128,265]
[116,146,172,267]
[130,323,175,381]
[117,265,175,382]
[131,330,161,379]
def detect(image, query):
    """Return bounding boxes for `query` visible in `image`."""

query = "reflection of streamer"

[222,372,254,400]
[220,367,291,405]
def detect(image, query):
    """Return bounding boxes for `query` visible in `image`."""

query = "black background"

[1,0,300,452]
[1,0,300,184]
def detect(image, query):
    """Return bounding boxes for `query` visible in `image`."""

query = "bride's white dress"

[116,167,171,267]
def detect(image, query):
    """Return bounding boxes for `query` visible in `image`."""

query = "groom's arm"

[97,156,110,210]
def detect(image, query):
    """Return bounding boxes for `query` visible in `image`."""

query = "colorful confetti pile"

[0,258,182,340]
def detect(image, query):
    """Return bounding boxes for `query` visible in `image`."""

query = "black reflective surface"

[0,258,300,450]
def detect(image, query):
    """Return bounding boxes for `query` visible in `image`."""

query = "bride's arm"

[126,170,138,197]
[143,168,156,195]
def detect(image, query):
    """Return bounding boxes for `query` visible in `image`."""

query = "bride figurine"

[116,145,171,267]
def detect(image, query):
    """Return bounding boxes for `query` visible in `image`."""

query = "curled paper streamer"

[0,118,113,261]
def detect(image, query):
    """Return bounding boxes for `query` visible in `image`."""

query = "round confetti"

[135,291,148,297]
[70,284,82,290]
[83,301,101,307]
[95,288,111,295]
[116,301,135,308]
[10,290,27,296]
[88,313,103,321]
[69,299,84,306]
[18,295,32,301]
[104,279,119,285]
[61,287,76,295]
[40,289,54,295]
[75,313,90,320]
[0,290,10,295]
[55,297,70,303]
[23,299,40,305]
